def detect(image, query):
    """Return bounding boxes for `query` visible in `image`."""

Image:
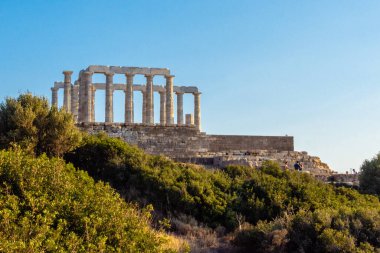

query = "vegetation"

[0,94,81,157]
[0,148,188,252]
[359,152,380,195]
[1,94,380,252]
[66,134,380,252]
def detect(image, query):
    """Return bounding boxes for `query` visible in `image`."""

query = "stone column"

[145,74,154,125]
[165,75,174,125]
[91,86,96,122]
[78,78,82,121]
[51,87,58,107]
[159,91,166,125]
[83,71,93,123]
[176,92,184,125]
[78,75,85,122]
[125,74,134,123]
[105,72,114,123]
[141,90,146,124]
[194,92,201,130]
[185,114,194,126]
[71,85,79,122]
[63,71,73,112]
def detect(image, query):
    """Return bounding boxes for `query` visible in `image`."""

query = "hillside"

[65,133,380,252]
[1,94,379,252]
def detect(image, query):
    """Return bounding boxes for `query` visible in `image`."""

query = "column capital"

[83,71,93,77]
[193,92,202,95]
[105,72,114,77]
[125,73,135,78]
[175,91,185,95]
[51,87,58,91]
[144,74,154,79]
[63,70,73,75]
[165,75,175,78]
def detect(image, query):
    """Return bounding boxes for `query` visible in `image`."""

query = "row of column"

[53,71,201,130]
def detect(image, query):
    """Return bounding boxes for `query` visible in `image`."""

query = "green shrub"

[359,153,380,195]
[0,148,184,252]
[0,93,81,157]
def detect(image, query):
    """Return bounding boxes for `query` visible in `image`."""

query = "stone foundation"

[79,123,331,175]
[79,123,293,156]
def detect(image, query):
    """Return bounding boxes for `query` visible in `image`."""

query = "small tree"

[359,152,380,195]
[0,93,81,157]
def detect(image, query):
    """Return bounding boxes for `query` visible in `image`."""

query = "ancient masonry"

[52,65,331,176]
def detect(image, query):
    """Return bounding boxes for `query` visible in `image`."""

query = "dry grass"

[158,232,191,253]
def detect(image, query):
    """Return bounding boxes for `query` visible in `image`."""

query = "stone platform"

[79,123,294,157]
[177,150,331,176]
[78,123,332,176]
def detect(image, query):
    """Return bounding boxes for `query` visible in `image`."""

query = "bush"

[65,134,380,251]
[0,148,186,252]
[0,93,81,157]
[359,153,380,195]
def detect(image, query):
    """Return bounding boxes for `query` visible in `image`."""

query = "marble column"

[176,92,184,125]
[78,75,85,122]
[51,87,58,107]
[91,86,96,122]
[185,114,194,126]
[141,90,146,124]
[165,75,174,125]
[159,91,166,125]
[145,74,154,125]
[63,71,73,112]
[105,72,114,123]
[83,71,93,123]
[78,78,82,121]
[71,85,79,122]
[125,74,134,123]
[194,92,201,130]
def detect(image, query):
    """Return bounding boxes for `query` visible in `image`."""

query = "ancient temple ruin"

[52,65,201,129]
[52,65,332,176]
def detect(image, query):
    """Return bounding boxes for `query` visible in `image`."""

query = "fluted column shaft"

[83,71,93,123]
[105,73,114,123]
[145,75,154,125]
[51,87,58,107]
[91,87,96,122]
[176,92,184,125]
[78,76,85,122]
[63,71,73,112]
[71,85,79,122]
[159,91,166,125]
[165,75,174,125]
[194,92,201,130]
[141,90,146,124]
[125,74,134,123]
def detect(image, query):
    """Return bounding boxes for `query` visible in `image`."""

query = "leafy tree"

[359,152,380,195]
[0,93,81,157]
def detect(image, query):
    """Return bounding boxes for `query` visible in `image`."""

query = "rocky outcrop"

[179,150,332,176]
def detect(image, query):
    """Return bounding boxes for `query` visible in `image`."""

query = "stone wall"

[79,123,332,175]
[177,150,331,176]
[78,123,294,157]
[80,123,206,157]
[206,135,294,152]
[315,174,360,186]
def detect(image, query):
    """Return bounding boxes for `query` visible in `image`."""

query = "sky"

[1,0,380,172]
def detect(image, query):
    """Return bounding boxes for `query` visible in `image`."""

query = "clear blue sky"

[1,0,380,172]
